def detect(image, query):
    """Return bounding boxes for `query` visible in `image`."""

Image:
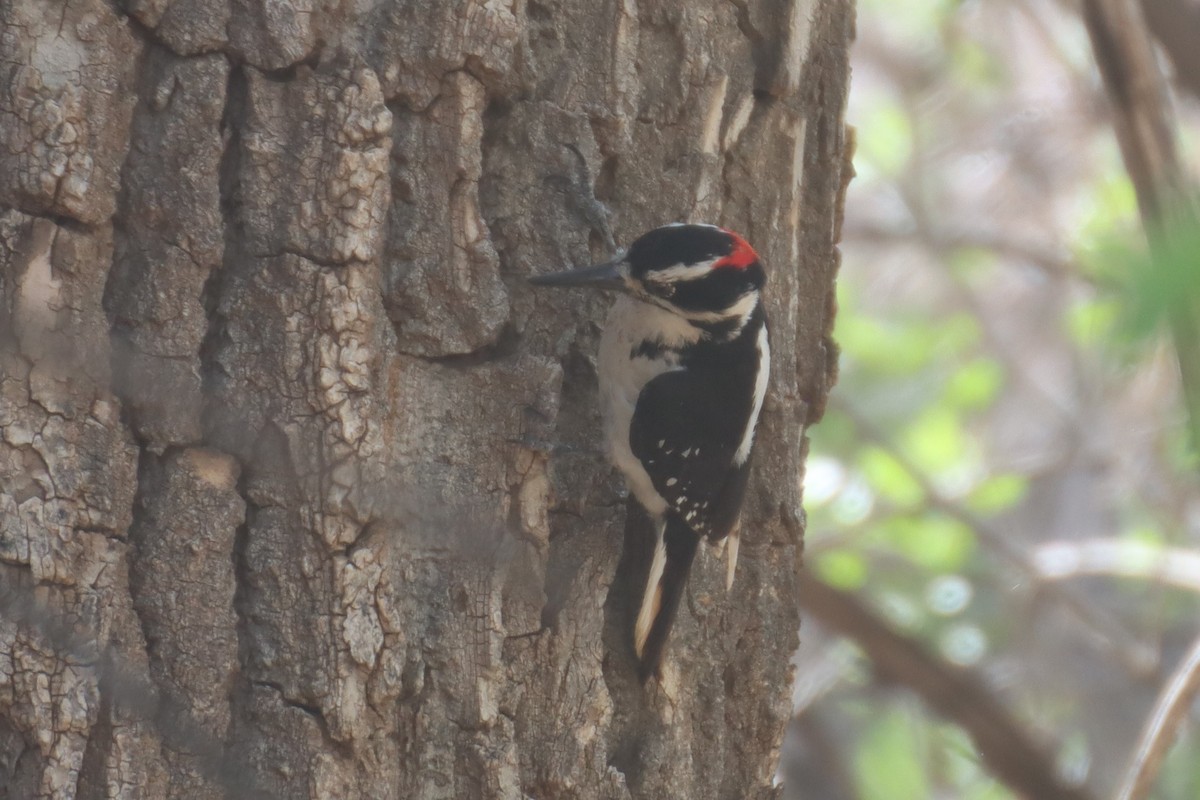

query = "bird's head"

[530,224,765,324]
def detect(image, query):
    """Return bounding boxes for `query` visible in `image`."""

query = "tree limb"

[1140,0,1200,101]
[799,575,1095,800]
[1081,0,1200,454]
[1081,0,1185,222]
[1032,538,1200,593]
[835,398,1161,680]
[1116,635,1200,800]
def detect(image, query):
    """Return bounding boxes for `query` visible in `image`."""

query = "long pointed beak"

[528,257,626,292]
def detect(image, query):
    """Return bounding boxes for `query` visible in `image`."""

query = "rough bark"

[0,1,853,798]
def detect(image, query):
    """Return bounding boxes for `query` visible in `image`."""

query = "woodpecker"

[530,223,769,681]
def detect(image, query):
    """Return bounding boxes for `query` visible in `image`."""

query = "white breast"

[597,297,701,517]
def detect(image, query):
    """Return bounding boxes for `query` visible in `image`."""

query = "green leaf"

[951,40,1004,88]
[939,724,1017,799]
[837,313,981,381]
[1157,727,1200,800]
[838,316,934,374]
[859,447,925,508]
[1148,220,1200,307]
[882,512,976,571]
[940,313,983,353]
[963,779,1017,800]
[815,549,869,590]
[856,100,913,177]
[1065,296,1119,346]
[855,708,929,800]
[902,407,969,473]
[944,359,1004,410]
[965,474,1027,514]
[1166,427,1200,472]
[1081,215,1200,357]
[810,407,859,454]
[948,246,995,276]
[1127,525,1164,547]
[1073,167,1138,254]
[858,0,959,42]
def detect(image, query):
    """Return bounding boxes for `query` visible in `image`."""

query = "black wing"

[629,367,754,541]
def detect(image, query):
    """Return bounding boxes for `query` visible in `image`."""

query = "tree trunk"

[0,0,852,797]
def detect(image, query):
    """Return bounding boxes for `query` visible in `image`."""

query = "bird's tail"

[633,514,699,683]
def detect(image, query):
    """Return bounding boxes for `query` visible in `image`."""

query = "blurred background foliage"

[781,0,1200,798]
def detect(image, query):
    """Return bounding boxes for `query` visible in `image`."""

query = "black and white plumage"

[531,223,770,681]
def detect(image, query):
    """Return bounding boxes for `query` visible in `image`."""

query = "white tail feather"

[725,527,741,591]
[634,524,668,657]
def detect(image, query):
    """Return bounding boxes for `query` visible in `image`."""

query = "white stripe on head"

[646,259,721,283]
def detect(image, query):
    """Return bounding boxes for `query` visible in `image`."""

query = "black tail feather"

[636,515,699,683]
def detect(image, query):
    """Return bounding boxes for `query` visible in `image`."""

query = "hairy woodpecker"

[531,223,769,681]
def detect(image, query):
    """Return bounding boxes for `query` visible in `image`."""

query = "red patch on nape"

[713,229,758,270]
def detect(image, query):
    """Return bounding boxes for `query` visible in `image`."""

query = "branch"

[799,575,1095,800]
[1033,538,1200,593]
[1081,0,1200,454]
[844,216,1086,284]
[836,399,1161,680]
[1140,0,1200,101]
[1116,635,1200,800]
[1081,0,1186,223]
[1077,16,1200,789]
